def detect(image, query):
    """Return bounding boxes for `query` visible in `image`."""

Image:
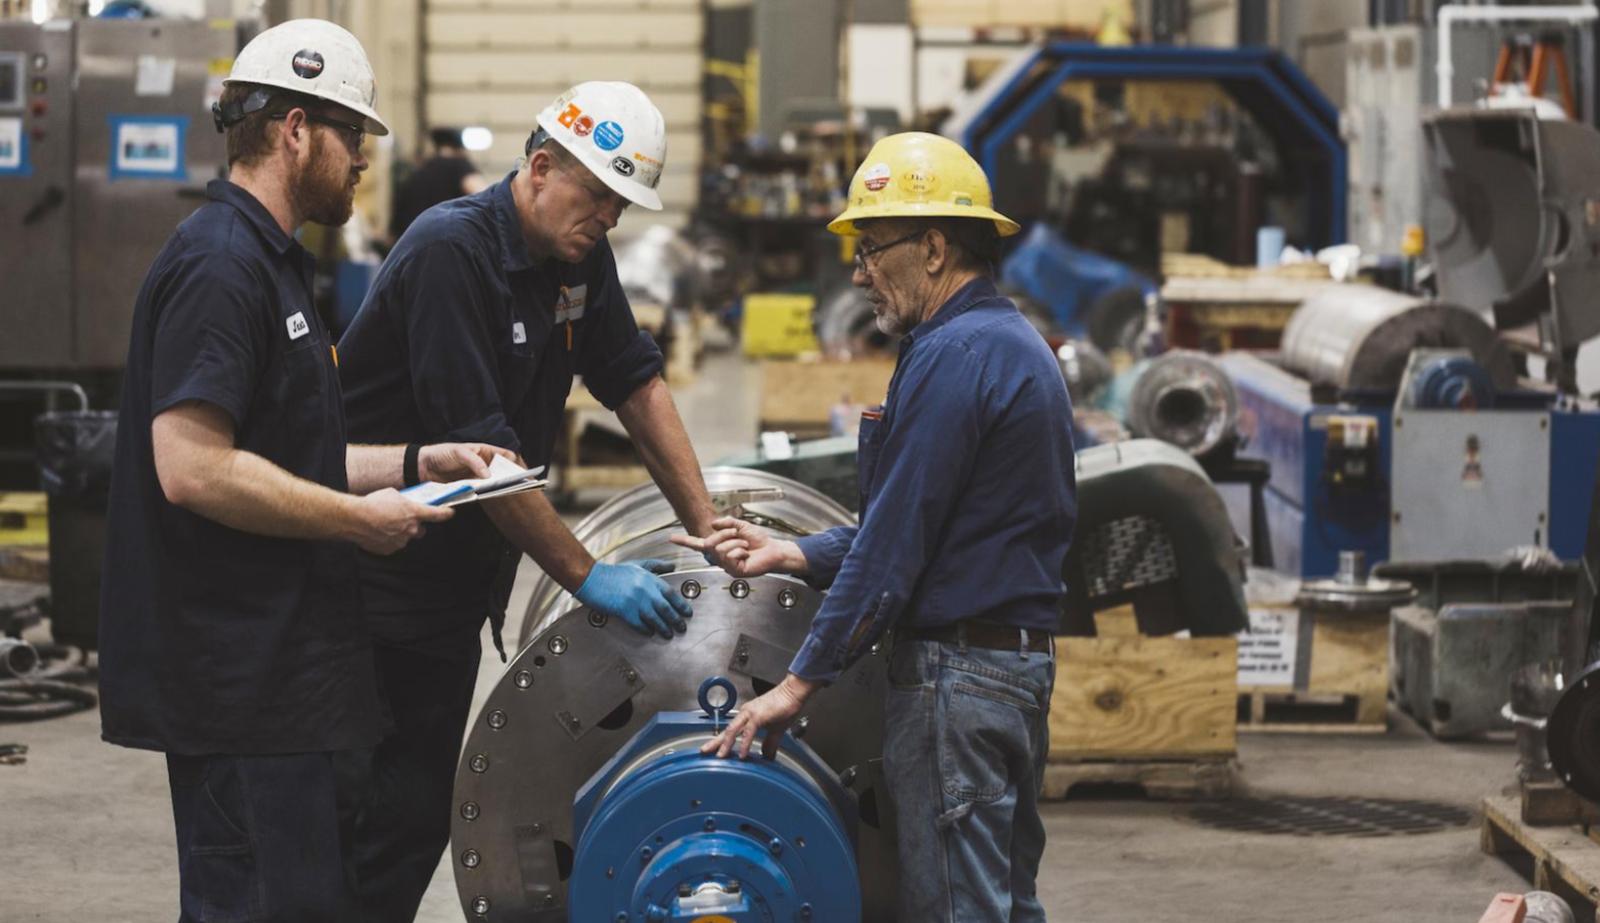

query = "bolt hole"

[534,655,546,668]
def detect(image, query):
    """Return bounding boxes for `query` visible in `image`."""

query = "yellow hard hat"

[828,132,1020,238]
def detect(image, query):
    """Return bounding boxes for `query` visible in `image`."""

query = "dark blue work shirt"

[790,278,1077,683]
[99,180,386,755]
[338,171,663,631]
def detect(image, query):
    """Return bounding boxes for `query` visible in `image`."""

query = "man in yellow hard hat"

[675,132,1077,920]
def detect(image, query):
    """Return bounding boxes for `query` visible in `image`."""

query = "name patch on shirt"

[286,312,310,341]
[555,285,587,323]
[512,321,527,344]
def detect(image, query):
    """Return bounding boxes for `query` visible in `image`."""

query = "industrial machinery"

[946,43,1346,337]
[1062,439,1248,637]
[458,470,898,921]
[1221,276,1599,578]
[0,17,234,371]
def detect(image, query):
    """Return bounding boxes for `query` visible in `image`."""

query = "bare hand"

[701,674,817,760]
[419,442,516,482]
[351,488,454,555]
[670,516,799,578]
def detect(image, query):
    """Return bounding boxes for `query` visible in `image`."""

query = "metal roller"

[517,468,856,646]
[1278,284,1516,393]
[461,470,899,922]
[1123,350,1239,459]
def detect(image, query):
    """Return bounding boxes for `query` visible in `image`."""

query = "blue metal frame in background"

[956,43,1347,247]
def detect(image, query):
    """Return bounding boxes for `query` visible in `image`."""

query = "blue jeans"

[883,633,1054,923]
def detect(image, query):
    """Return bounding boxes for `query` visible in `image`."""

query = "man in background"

[387,126,488,243]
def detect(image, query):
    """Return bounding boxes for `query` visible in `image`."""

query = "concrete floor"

[4,346,1534,922]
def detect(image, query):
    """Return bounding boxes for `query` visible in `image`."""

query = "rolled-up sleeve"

[398,242,522,452]
[577,241,664,410]
[788,342,990,683]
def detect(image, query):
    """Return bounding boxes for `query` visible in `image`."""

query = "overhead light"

[461,127,493,151]
[31,0,50,23]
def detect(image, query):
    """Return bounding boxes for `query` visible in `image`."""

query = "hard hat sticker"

[593,121,624,151]
[900,168,935,195]
[573,115,594,137]
[557,104,582,129]
[863,162,891,192]
[291,49,324,79]
[610,156,635,177]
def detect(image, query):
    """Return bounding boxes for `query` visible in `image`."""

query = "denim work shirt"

[789,277,1077,683]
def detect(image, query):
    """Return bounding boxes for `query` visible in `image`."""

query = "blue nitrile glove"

[574,559,693,639]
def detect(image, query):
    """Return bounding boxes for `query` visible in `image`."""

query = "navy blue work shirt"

[99,180,387,755]
[789,278,1078,683]
[338,171,662,633]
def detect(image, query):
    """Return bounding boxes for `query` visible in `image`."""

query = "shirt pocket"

[857,407,887,511]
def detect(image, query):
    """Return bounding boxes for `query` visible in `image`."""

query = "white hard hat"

[535,82,667,211]
[223,19,389,136]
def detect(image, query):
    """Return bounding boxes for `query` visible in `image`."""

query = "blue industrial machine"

[451,471,896,922]
[1214,105,1600,579]
[947,44,1346,358]
[1220,285,1600,579]
[568,677,859,922]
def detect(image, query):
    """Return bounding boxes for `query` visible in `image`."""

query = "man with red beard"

[98,20,507,922]
[335,81,716,921]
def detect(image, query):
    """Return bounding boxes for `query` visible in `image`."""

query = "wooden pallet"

[1481,793,1600,920]
[1236,689,1388,735]
[1042,758,1236,801]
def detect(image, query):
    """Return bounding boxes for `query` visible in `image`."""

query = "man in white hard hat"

[97,19,508,922]
[335,81,716,920]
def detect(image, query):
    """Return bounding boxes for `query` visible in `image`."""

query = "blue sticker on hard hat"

[291,49,324,80]
[593,121,624,151]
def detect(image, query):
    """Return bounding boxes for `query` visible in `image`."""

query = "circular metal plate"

[1548,660,1600,802]
[453,569,897,921]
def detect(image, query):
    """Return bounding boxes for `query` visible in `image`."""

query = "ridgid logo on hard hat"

[291,49,324,79]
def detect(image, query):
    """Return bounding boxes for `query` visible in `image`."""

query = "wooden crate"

[554,390,648,499]
[1482,793,1600,921]
[1051,632,1239,761]
[1239,603,1390,734]
[758,359,896,438]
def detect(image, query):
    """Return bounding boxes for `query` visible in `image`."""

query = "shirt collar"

[491,170,537,273]
[206,179,298,256]
[902,276,1000,346]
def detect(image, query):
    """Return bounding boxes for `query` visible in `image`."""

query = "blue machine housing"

[1220,353,1600,578]
[569,704,860,923]
[1001,223,1157,336]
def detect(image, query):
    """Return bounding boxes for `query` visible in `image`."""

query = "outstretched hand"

[670,516,803,579]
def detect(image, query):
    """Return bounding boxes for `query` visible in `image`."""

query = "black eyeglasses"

[271,110,365,154]
[852,231,924,274]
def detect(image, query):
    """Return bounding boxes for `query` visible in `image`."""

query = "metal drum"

[1122,350,1239,459]
[1278,284,1515,393]
[517,467,856,647]
[457,469,900,921]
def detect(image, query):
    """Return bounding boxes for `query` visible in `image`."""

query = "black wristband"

[403,443,422,487]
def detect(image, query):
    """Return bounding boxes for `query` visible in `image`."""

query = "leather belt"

[898,620,1052,653]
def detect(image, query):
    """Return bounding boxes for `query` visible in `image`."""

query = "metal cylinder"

[1278,284,1515,392]
[460,469,898,922]
[517,468,855,647]
[1123,350,1239,459]
[0,638,38,678]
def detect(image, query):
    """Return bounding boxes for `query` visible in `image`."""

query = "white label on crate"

[1237,607,1297,687]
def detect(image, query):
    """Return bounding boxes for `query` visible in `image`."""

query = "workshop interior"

[11,1,1600,921]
